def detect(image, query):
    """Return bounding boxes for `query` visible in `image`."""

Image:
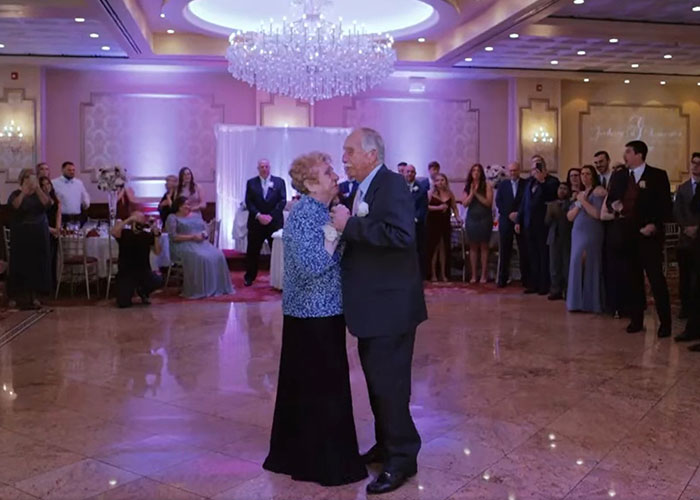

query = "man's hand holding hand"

[331,204,351,232]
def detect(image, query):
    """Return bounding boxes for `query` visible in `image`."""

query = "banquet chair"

[3,227,10,273]
[104,234,119,299]
[55,233,100,299]
[663,222,681,277]
[164,260,184,288]
[207,219,221,248]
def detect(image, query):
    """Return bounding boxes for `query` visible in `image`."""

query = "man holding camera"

[111,212,163,308]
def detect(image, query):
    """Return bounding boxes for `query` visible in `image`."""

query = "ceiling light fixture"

[101,45,111,51]
[663,54,672,59]
[485,46,494,51]
[693,6,700,12]
[167,29,175,34]
[624,79,630,84]
[464,57,472,62]
[583,78,590,82]
[609,38,619,43]
[631,63,639,68]
[160,13,166,18]
[660,80,667,85]
[226,0,396,103]
[573,0,584,4]
[417,37,426,43]
[550,60,559,65]
[74,17,85,23]
[0,44,4,49]
[89,33,99,38]
[509,33,519,39]
[577,50,586,55]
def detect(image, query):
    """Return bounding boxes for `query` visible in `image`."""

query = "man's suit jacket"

[417,177,431,192]
[517,175,559,231]
[245,176,287,229]
[408,182,429,224]
[674,179,700,249]
[341,165,428,338]
[625,165,672,241]
[495,178,527,230]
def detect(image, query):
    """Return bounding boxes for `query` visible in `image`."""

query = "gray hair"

[358,127,385,163]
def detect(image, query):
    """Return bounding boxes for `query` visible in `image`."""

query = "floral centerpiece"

[97,166,127,224]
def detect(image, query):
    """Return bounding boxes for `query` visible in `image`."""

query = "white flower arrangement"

[357,201,369,218]
[638,180,646,189]
[323,223,339,242]
[97,166,127,192]
[411,184,420,192]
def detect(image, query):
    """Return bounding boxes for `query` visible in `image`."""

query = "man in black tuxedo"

[331,128,426,495]
[674,152,700,341]
[516,156,559,295]
[244,159,287,286]
[403,164,429,279]
[338,165,359,210]
[495,162,529,288]
[621,140,672,337]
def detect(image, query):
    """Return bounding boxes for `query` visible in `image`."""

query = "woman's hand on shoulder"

[593,186,607,197]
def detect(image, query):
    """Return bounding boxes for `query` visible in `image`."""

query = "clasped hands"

[256,214,274,226]
[330,204,351,232]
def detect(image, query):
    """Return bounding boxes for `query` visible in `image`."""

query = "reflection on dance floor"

[0,291,699,499]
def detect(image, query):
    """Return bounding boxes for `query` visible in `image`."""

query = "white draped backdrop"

[215,125,351,250]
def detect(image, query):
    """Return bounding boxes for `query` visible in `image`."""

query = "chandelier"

[226,0,396,104]
[0,120,26,156]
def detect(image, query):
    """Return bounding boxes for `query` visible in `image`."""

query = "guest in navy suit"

[403,164,429,279]
[244,159,287,286]
[495,162,529,288]
[516,156,559,294]
[337,165,358,211]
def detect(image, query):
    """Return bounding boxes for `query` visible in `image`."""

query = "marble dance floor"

[1,288,699,500]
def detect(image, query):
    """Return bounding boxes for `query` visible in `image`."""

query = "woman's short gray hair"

[358,127,385,163]
[289,151,332,194]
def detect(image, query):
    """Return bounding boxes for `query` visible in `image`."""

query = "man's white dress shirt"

[52,176,91,215]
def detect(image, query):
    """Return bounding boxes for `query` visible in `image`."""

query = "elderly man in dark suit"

[331,128,427,495]
[495,162,529,288]
[674,152,700,342]
[244,159,287,286]
[516,156,559,295]
[620,140,673,337]
[403,164,429,279]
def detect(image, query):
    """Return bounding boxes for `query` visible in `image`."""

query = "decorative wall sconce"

[0,119,26,155]
[533,126,554,143]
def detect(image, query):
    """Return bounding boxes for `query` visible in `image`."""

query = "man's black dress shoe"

[548,292,563,301]
[361,447,384,465]
[496,282,506,289]
[244,279,253,287]
[657,325,671,338]
[366,470,415,495]
[688,343,700,352]
[674,331,700,342]
[524,289,537,294]
[626,322,643,334]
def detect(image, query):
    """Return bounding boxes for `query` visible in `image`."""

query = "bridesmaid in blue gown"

[166,197,233,298]
[566,165,607,313]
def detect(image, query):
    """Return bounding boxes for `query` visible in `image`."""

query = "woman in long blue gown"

[166,197,233,298]
[566,165,607,313]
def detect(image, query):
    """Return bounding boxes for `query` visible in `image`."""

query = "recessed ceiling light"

[631,63,639,68]
[583,78,590,82]
[89,33,99,38]
[573,0,584,4]
[464,57,472,62]
[609,38,619,43]
[101,45,110,51]
[417,37,426,43]
[0,43,4,49]
[509,33,519,39]
[660,80,667,85]
[485,46,494,51]
[663,54,672,59]
[167,29,175,34]
[160,13,166,18]
[74,17,85,23]
[550,60,559,65]
[624,79,630,84]
[693,6,700,12]
[577,50,586,55]
[697,82,700,86]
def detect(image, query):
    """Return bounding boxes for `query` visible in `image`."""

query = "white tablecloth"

[270,229,284,290]
[82,233,170,278]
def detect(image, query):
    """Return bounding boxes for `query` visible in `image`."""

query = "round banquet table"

[82,233,170,277]
[269,229,284,290]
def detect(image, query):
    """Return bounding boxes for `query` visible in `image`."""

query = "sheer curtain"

[215,125,351,249]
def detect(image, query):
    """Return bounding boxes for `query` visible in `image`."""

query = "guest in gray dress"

[462,163,494,284]
[566,165,607,313]
[166,197,233,299]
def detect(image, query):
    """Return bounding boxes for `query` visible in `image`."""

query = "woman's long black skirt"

[263,314,367,486]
